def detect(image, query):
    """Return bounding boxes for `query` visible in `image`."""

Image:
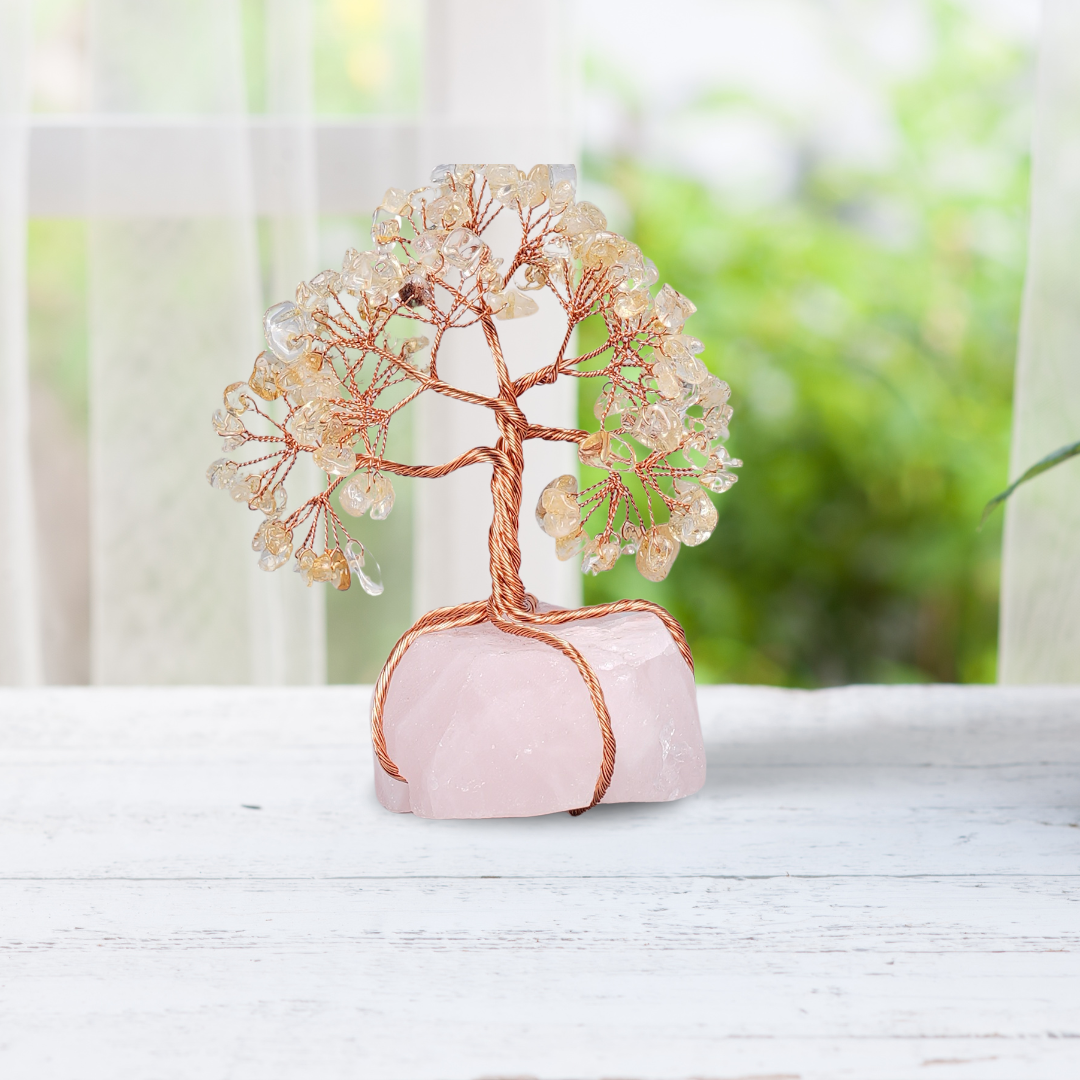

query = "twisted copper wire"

[524,424,588,443]
[370,600,488,779]
[482,315,530,613]
[369,315,695,816]
[520,598,695,674]
[357,444,507,480]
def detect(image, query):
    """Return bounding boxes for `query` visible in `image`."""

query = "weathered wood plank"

[2,876,1079,1079]
[1,686,1079,1079]
[2,687,1078,880]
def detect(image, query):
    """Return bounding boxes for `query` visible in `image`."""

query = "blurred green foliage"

[579,4,1030,685]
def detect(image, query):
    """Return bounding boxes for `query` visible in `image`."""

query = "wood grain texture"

[1,685,1079,1079]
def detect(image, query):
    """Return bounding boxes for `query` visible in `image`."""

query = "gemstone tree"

[208,163,741,813]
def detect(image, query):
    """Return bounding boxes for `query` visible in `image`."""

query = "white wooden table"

[2,685,1079,1079]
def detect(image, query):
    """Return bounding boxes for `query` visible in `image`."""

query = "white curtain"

[6,0,577,685]
[0,0,42,685]
[999,0,1080,684]
[86,0,323,683]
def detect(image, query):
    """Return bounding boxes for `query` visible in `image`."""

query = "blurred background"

[4,0,1052,687]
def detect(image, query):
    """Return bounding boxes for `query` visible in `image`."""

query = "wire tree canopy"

[207,163,741,812]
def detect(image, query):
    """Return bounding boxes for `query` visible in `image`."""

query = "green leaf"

[981,439,1080,528]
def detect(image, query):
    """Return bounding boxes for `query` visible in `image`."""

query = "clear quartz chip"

[671,485,718,546]
[547,163,577,210]
[442,227,485,273]
[535,475,580,538]
[653,284,696,333]
[620,521,643,555]
[515,164,550,208]
[228,473,260,504]
[257,545,290,572]
[483,164,520,204]
[264,300,311,362]
[330,548,351,591]
[635,402,682,453]
[372,207,402,247]
[698,376,731,411]
[340,473,375,517]
[613,289,652,320]
[494,290,539,320]
[252,518,293,572]
[581,536,620,575]
[345,540,384,596]
[369,474,395,520]
[212,409,244,438]
[636,523,680,582]
[413,230,445,272]
[293,547,316,585]
[558,201,607,238]
[249,351,281,400]
[309,269,340,295]
[313,443,355,476]
[253,484,287,516]
[401,335,429,359]
[224,382,250,415]
[207,459,238,490]
[541,233,571,260]
[703,403,733,442]
[380,187,408,214]
[653,358,683,401]
[578,430,609,469]
[702,470,738,493]
[555,528,586,561]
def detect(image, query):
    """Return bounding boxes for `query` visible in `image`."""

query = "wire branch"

[356,444,508,479]
[524,424,588,444]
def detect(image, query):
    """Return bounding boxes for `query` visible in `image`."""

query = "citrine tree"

[207,163,740,808]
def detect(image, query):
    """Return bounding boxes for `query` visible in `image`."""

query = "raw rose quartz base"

[374,605,705,818]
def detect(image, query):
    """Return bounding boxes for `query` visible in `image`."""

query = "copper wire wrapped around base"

[370,596,693,816]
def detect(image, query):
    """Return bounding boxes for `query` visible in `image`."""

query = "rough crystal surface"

[374,606,705,818]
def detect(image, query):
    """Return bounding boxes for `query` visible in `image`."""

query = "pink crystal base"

[373,606,705,818]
